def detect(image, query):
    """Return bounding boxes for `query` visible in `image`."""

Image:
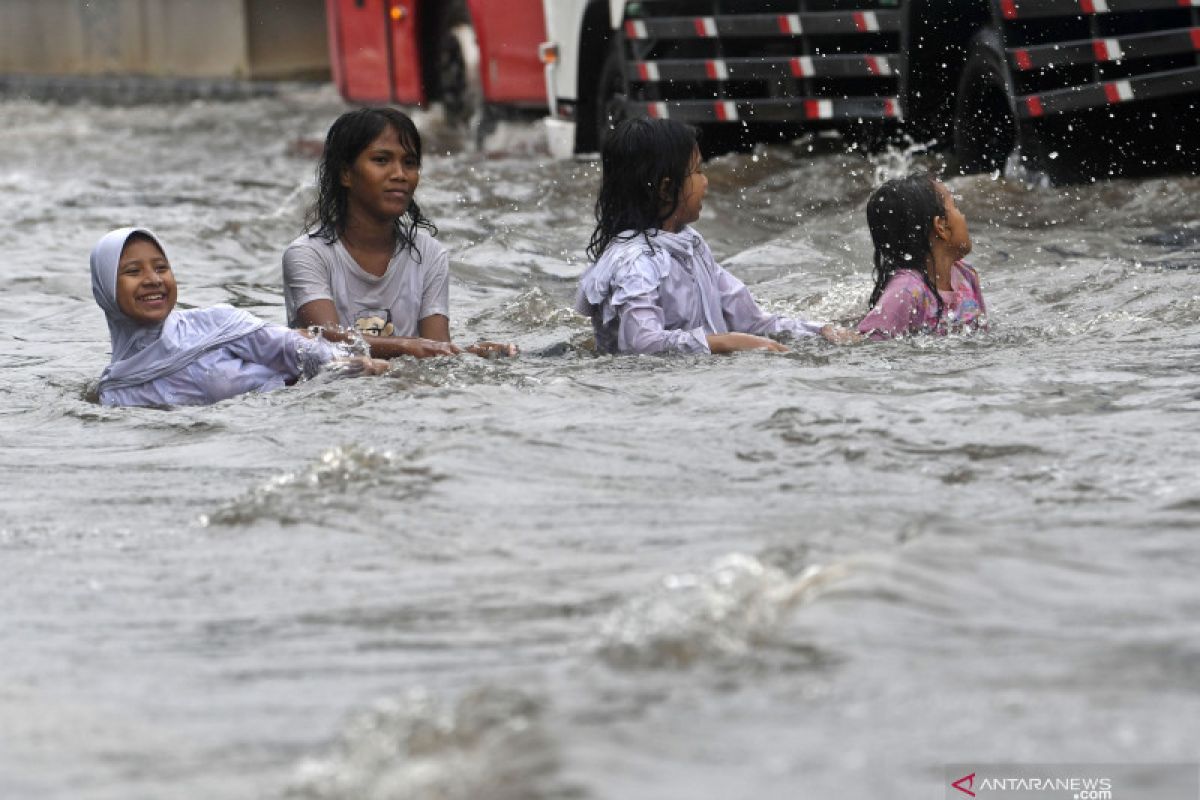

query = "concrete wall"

[0,0,329,80]
[246,0,332,81]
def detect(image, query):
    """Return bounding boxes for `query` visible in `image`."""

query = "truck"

[323,0,546,126]
[326,0,1200,181]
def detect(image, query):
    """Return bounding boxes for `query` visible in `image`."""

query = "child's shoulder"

[284,231,334,258]
[578,234,672,307]
[407,227,446,262]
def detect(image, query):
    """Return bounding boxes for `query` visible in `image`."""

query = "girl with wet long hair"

[857,173,987,339]
[283,107,515,359]
[576,117,843,355]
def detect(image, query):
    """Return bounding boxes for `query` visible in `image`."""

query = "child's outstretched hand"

[466,341,519,358]
[707,333,789,353]
[334,356,391,376]
[819,325,863,345]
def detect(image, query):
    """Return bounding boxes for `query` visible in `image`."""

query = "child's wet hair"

[587,117,699,260]
[865,173,947,317]
[307,107,437,255]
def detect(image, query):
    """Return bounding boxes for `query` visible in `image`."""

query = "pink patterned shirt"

[857,261,987,339]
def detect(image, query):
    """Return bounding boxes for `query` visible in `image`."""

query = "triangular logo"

[951,772,976,797]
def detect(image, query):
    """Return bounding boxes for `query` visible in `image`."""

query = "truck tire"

[438,0,481,126]
[593,47,628,151]
[952,29,1017,175]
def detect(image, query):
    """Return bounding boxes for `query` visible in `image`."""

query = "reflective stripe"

[1104,79,1134,101]
[790,56,814,77]
[777,14,803,34]
[706,59,729,79]
[1092,38,1123,61]
[694,17,717,37]
[805,99,834,118]
[625,20,647,39]
[715,101,738,121]
[853,11,880,31]
[646,102,668,118]
[638,62,659,81]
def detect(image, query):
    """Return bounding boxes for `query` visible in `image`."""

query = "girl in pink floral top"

[857,174,987,339]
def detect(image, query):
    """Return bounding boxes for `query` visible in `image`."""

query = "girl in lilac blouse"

[857,174,987,339]
[575,118,844,355]
[91,228,388,408]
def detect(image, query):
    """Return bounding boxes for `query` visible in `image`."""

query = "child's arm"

[706,332,789,353]
[616,289,711,354]
[225,326,335,378]
[617,293,786,353]
[227,326,388,379]
[714,266,828,339]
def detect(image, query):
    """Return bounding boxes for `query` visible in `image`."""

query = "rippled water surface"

[2,87,1200,800]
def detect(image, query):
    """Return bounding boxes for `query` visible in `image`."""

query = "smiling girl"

[283,107,514,359]
[91,228,387,408]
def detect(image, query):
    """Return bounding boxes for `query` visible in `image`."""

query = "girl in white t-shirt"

[283,108,515,359]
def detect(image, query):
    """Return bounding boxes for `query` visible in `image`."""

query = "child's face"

[341,124,421,222]
[662,146,707,232]
[116,238,177,325]
[934,182,972,258]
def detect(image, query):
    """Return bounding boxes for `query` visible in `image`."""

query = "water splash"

[469,286,579,330]
[595,554,847,670]
[200,445,439,527]
[867,136,941,185]
[294,326,376,381]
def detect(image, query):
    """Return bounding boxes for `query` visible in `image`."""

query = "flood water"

[2,86,1199,799]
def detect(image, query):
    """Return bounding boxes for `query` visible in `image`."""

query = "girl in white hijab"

[91,227,387,407]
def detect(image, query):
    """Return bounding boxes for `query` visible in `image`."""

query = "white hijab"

[90,228,265,394]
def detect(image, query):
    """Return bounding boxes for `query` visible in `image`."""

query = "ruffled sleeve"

[574,234,708,355]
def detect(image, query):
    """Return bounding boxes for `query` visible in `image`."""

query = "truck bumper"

[544,117,576,160]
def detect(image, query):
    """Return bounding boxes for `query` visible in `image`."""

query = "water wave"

[201,445,440,527]
[595,553,847,670]
[286,686,563,800]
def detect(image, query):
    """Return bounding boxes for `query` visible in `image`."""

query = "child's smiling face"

[116,237,177,325]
